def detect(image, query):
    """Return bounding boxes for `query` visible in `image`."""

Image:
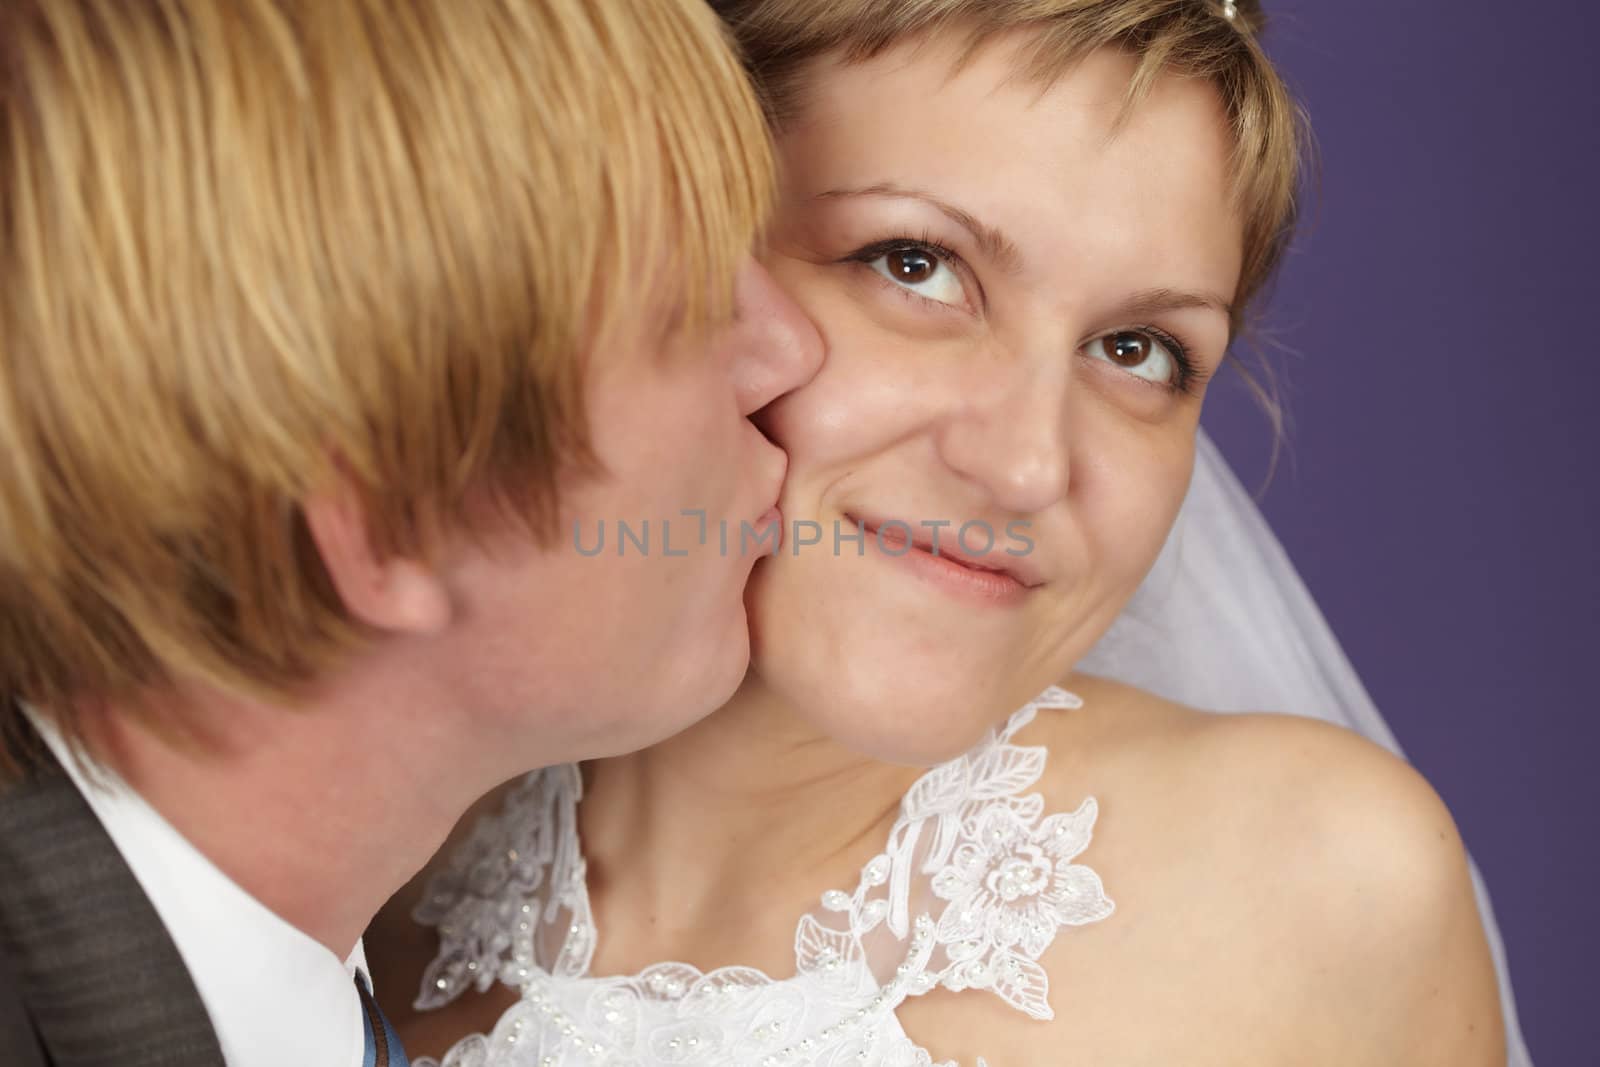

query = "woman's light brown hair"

[0,0,774,762]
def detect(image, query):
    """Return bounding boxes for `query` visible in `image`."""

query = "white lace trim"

[411,686,1113,1066]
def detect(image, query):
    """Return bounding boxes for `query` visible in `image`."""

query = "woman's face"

[746,36,1244,764]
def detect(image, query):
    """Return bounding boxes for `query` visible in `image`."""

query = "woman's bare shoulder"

[1047,672,1466,871]
[950,672,1508,1065]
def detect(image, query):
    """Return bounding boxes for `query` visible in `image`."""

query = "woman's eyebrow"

[812,185,1233,320]
[814,183,1024,274]
[1113,287,1235,321]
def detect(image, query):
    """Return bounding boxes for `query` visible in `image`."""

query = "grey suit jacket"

[0,733,225,1067]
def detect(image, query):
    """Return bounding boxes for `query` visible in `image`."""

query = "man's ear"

[302,474,452,637]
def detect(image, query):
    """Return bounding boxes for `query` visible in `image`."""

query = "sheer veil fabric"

[1077,431,1533,1066]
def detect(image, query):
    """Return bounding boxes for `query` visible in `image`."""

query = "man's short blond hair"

[0,0,774,749]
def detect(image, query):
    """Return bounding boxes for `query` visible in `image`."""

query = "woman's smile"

[849,514,1040,605]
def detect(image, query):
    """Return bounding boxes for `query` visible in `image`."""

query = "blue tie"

[355,972,411,1067]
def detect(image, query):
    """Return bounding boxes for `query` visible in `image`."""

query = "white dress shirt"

[28,710,370,1067]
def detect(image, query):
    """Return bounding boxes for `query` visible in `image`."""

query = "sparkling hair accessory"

[1222,1,1239,19]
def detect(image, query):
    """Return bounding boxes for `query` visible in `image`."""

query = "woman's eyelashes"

[840,234,1208,395]
[844,237,976,312]
[1082,327,1204,394]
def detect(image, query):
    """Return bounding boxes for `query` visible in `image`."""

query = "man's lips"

[753,432,788,523]
[848,514,1044,588]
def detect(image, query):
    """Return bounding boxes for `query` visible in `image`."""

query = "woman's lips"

[856,519,1033,604]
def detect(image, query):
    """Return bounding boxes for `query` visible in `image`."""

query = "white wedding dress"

[411,687,1110,1067]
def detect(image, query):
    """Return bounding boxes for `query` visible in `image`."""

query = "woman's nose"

[935,361,1072,514]
[723,257,825,416]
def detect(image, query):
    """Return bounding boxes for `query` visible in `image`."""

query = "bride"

[369,1,1522,1063]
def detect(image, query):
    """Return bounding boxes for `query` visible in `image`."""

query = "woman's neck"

[578,674,923,974]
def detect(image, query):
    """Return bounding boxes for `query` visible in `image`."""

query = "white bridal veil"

[1078,431,1533,1066]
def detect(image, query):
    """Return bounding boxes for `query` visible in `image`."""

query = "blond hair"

[714,0,1303,328]
[0,0,774,756]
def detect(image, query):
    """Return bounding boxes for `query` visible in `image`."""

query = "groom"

[0,1,818,1065]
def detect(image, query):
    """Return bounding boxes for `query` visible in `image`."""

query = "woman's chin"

[753,660,1011,766]
[744,569,1064,762]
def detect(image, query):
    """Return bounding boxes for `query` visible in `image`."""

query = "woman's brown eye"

[864,246,965,307]
[1107,331,1152,367]
[886,249,938,284]
[1085,329,1177,385]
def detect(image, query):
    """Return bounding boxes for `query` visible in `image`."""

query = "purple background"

[1202,1,1598,1060]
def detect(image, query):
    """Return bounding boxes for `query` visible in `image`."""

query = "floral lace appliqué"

[412,764,595,1010]
[411,686,1113,1067]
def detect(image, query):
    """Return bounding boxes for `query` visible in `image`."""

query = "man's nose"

[724,258,824,416]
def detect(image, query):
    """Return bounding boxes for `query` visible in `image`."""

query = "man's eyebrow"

[814,183,1024,274]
